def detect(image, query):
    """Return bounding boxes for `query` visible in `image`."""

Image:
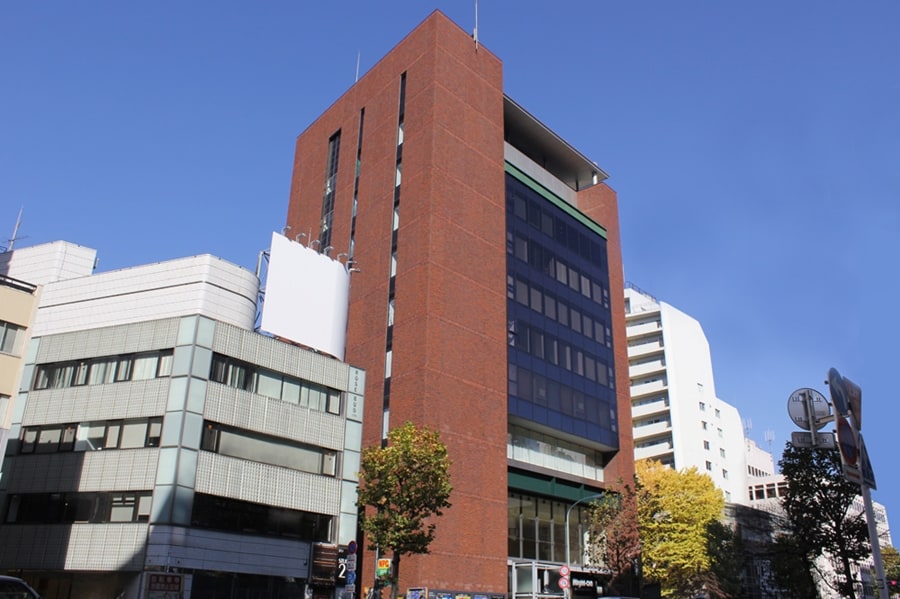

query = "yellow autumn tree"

[635,459,726,599]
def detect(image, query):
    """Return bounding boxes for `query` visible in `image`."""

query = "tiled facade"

[0,248,365,598]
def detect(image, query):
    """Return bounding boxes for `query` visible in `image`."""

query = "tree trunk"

[390,553,402,599]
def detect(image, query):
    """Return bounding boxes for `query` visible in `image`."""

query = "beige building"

[0,272,40,473]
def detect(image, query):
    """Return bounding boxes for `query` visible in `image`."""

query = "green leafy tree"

[882,545,899,594]
[357,422,452,599]
[635,459,726,599]
[585,482,641,595]
[779,442,869,598]
[769,532,818,599]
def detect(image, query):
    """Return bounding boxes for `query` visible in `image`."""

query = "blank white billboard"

[260,232,350,360]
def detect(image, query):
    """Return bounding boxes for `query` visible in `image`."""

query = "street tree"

[881,545,899,593]
[585,482,641,595]
[769,532,818,599]
[778,442,869,598]
[357,421,452,599]
[635,459,726,598]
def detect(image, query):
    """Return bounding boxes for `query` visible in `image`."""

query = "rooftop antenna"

[355,51,361,83]
[742,417,752,437]
[765,429,775,451]
[473,0,479,49]
[6,207,24,251]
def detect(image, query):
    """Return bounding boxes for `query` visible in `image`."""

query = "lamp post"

[564,493,606,570]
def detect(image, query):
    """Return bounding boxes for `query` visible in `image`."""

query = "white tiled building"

[0,241,364,598]
[625,284,748,504]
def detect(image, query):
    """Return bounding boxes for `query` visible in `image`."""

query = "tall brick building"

[285,11,633,598]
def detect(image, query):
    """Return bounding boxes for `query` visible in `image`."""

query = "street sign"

[559,577,570,590]
[787,388,830,430]
[828,368,850,416]
[858,433,877,489]
[376,558,391,578]
[845,378,862,429]
[790,431,835,449]
[836,415,858,466]
[560,566,570,577]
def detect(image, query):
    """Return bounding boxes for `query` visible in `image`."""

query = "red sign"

[147,574,183,592]
[559,578,570,589]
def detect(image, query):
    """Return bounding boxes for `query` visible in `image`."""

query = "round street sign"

[837,415,858,467]
[559,578,570,590]
[787,388,830,431]
[560,566,570,577]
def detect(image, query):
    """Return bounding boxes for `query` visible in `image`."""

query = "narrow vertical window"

[319,130,341,249]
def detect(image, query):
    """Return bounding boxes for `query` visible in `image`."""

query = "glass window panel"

[529,287,542,312]
[106,422,122,448]
[147,418,162,447]
[568,267,579,291]
[555,261,567,284]
[570,309,581,334]
[115,358,133,381]
[283,379,301,404]
[110,495,137,522]
[132,354,159,380]
[37,427,62,453]
[558,304,568,327]
[543,295,556,319]
[256,370,283,399]
[299,385,310,408]
[73,361,90,386]
[515,236,528,261]
[89,359,116,385]
[21,428,37,453]
[76,423,107,451]
[327,391,341,415]
[515,279,529,306]
[60,424,77,451]
[33,367,50,390]
[581,275,592,297]
[157,351,173,377]
[120,421,147,449]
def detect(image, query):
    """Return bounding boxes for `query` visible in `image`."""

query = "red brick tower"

[286,10,632,597]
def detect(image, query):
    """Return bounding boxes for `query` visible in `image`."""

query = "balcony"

[630,378,667,400]
[628,357,666,378]
[627,340,664,360]
[625,319,661,338]
[631,396,669,419]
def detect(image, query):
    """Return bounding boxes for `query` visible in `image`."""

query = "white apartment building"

[0,241,364,599]
[625,284,747,504]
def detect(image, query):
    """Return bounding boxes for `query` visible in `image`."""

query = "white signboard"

[260,232,350,360]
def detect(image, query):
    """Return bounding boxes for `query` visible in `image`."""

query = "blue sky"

[3,2,898,532]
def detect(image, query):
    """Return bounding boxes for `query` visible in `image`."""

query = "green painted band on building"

[508,470,605,502]
[505,162,608,240]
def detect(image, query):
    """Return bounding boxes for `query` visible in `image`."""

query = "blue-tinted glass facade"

[506,172,618,448]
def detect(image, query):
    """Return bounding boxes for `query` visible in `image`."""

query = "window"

[699,401,706,411]
[191,493,331,541]
[715,408,721,418]
[720,448,726,458]
[705,461,712,471]
[201,421,336,476]
[33,350,173,390]
[20,417,162,454]
[722,469,729,480]
[5,491,152,524]
[701,421,708,430]
[0,320,26,355]
[703,440,710,450]
[210,354,342,415]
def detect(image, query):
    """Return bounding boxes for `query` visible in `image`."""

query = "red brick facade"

[286,10,633,595]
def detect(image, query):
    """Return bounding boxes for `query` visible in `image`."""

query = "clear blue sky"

[3,2,898,533]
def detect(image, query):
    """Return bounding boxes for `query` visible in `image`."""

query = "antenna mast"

[473,0,479,49]
[6,207,24,251]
